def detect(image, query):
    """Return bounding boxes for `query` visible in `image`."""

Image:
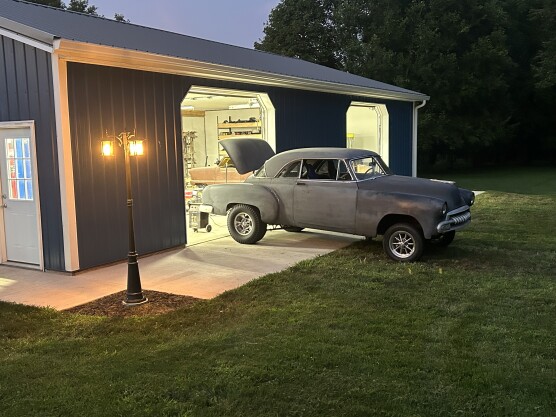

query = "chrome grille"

[449,211,471,225]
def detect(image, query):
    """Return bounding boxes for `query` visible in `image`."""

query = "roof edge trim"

[0,16,54,52]
[54,40,429,102]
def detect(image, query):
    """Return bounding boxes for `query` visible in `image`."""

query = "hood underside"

[219,138,275,174]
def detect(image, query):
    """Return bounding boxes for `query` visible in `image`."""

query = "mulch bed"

[64,290,201,318]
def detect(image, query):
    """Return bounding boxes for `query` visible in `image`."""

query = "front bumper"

[436,205,471,233]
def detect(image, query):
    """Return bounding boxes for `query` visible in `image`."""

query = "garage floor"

[0,229,360,310]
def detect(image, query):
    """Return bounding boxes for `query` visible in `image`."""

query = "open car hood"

[219,138,276,174]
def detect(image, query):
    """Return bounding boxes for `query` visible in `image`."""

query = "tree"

[255,0,342,69]
[27,0,64,7]
[25,0,127,22]
[114,13,129,23]
[256,0,556,168]
[66,0,98,15]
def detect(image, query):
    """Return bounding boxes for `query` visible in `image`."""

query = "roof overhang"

[0,13,428,102]
[53,39,429,102]
[0,16,54,52]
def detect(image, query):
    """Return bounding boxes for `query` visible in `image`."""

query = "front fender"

[356,191,445,238]
[202,183,280,224]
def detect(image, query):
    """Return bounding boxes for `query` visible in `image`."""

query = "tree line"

[255,0,556,170]
[27,0,127,22]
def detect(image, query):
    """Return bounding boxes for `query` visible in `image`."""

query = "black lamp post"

[102,132,148,306]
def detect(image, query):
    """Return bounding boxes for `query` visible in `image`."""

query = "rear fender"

[202,183,279,224]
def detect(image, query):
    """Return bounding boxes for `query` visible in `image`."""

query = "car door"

[293,159,357,233]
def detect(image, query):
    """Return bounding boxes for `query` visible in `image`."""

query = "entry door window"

[5,138,34,200]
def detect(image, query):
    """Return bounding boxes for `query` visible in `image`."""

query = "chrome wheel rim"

[234,212,253,236]
[389,231,415,259]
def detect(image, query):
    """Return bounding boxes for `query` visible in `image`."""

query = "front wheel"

[383,223,424,262]
[228,204,267,244]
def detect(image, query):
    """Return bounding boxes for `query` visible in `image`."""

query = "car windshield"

[350,156,391,180]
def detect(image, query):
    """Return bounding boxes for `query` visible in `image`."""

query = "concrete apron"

[0,229,360,310]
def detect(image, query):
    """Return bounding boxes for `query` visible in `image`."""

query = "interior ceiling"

[181,93,258,111]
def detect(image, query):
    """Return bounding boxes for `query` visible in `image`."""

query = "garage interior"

[180,87,275,245]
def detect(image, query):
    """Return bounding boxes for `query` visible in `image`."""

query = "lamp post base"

[122,295,149,306]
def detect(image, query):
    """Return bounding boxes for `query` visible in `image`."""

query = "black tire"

[383,223,424,262]
[430,231,455,247]
[282,226,304,233]
[227,204,267,244]
[205,224,212,233]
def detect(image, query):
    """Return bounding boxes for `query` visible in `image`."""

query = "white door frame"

[0,120,44,270]
[347,101,390,165]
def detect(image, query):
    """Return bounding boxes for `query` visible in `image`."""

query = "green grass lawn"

[1,168,555,416]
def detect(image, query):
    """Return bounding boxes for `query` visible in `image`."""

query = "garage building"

[0,0,429,272]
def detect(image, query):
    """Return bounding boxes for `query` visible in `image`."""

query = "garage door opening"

[346,102,389,165]
[180,87,275,245]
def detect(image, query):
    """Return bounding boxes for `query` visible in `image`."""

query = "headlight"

[441,202,448,215]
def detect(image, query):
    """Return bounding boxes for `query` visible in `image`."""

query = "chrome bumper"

[437,205,471,233]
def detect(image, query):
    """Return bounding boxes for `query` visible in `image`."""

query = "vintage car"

[188,157,251,186]
[201,139,474,262]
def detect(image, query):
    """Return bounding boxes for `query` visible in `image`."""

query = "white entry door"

[0,126,41,266]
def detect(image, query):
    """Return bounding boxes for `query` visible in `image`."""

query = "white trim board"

[51,55,80,272]
[0,26,53,53]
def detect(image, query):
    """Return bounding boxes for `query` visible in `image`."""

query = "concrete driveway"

[0,229,360,310]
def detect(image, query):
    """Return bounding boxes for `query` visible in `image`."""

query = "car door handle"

[296,182,306,186]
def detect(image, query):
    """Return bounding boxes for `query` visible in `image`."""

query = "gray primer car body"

[201,139,474,261]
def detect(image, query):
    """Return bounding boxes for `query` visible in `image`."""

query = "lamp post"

[102,132,147,306]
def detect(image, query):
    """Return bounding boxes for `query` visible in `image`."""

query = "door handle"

[296,182,306,186]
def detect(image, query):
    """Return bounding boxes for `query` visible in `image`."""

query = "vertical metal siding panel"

[0,38,9,120]
[0,35,65,270]
[13,41,28,119]
[386,101,413,176]
[69,64,186,269]
[268,88,350,152]
[2,38,18,120]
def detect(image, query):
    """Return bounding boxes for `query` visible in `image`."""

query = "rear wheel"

[228,205,267,244]
[383,223,424,262]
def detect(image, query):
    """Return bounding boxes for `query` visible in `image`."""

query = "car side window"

[300,159,344,180]
[337,160,352,181]
[315,159,339,180]
[277,160,302,178]
[300,159,321,180]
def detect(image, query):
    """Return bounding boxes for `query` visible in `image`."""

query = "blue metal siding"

[68,63,415,269]
[68,63,186,269]
[387,101,414,176]
[268,89,351,151]
[0,35,65,271]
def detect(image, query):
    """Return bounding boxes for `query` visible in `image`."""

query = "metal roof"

[0,0,428,100]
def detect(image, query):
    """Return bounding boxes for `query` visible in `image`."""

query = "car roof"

[264,148,378,177]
